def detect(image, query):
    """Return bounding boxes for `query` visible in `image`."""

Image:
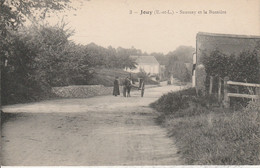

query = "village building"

[125,56,161,76]
[193,32,260,93]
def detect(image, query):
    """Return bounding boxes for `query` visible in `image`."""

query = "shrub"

[150,87,212,117]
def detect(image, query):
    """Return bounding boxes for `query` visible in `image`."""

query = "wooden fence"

[223,76,260,108]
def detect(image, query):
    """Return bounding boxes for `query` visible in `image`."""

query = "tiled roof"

[197,32,260,56]
[130,56,159,64]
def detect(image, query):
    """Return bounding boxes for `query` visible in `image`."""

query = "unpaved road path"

[1,85,185,166]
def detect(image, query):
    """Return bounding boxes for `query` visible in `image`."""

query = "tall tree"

[167,46,195,63]
[1,0,73,104]
[150,52,168,65]
[1,0,72,68]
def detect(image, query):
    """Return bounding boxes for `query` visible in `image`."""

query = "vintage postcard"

[1,0,260,166]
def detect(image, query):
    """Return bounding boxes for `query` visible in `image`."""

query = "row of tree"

[1,24,195,104]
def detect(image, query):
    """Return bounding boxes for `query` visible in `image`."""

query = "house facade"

[193,32,260,93]
[125,56,160,75]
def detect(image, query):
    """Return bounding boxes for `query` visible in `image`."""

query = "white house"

[125,56,160,75]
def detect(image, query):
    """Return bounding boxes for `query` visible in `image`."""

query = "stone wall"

[52,84,159,98]
[52,85,115,98]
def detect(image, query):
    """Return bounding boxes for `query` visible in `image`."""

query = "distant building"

[193,32,260,92]
[125,56,160,75]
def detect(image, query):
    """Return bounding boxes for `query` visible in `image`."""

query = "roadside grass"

[150,88,260,165]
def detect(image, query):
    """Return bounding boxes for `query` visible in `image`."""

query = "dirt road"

[1,85,185,166]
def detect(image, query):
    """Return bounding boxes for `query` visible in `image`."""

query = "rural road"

[1,84,186,166]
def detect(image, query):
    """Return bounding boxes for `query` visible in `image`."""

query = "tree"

[150,52,168,65]
[1,0,72,70]
[232,50,259,83]
[1,0,71,29]
[167,60,191,82]
[1,32,38,104]
[167,46,195,63]
[202,50,230,78]
[202,49,260,95]
[118,56,137,69]
[165,46,195,82]
[1,0,73,104]
[26,25,73,86]
[116,47,140,69]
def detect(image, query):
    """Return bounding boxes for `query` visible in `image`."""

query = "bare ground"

[1,85,186,166]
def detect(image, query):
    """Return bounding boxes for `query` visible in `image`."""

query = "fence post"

[209,76,213,95]
[218,77,222,103]
[256,88,260,99]
[223,76,230,108]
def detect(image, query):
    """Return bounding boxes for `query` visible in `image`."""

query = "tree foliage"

[1,23,142,104]
[167,60,191,82]
[0,0,72,58]
[165,46,195,82]
[2,25,70,104]
[1,0,72,104]
[202,49,260,96]
[202,49,260,83]
[0,0,196,104]
[166,46,194,63]
[1,0,71,29]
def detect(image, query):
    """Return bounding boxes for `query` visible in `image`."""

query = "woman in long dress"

[113,77,120,96]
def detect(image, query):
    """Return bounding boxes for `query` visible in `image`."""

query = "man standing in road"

[126,77,132,97]
[122,77,128,97]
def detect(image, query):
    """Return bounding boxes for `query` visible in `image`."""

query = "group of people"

[112,76,133,97]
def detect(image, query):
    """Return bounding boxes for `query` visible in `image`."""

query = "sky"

[48,0,260,54]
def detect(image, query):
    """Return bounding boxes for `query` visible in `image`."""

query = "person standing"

[126,77,132,97]
[122,77,127,97]
[140,79,145,97]
[113,77,120,96]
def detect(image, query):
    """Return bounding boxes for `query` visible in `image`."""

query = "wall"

[52,85,116,98]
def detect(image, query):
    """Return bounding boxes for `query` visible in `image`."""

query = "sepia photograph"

[1,0,260,166]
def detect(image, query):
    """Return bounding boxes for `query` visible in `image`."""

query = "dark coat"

[113,79,120,96]
[125,78,132,94]
[125,78,131,88]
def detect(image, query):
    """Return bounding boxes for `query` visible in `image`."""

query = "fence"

[223,76,260,108]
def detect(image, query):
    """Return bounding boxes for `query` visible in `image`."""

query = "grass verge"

[150,88,260,164]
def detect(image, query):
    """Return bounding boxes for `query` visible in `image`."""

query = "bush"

[150,87,211,117]
[1,33,53,105]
